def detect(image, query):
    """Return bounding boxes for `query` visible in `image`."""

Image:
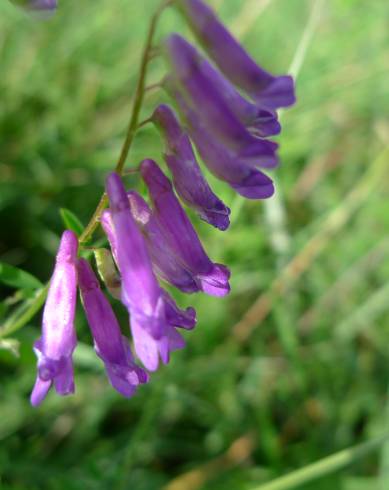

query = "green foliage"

[0,263,42,290]
[59,208,85,237]
[0,0,389,489]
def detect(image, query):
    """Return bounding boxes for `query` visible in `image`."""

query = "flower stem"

[253,433,389,490]
[79,0,170,244]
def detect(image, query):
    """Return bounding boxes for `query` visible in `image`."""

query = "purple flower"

[164,34,278,168]
[77,258,148,397]
[191,54,281,138]
[102,197,198,294]
[152,104,230,230]
[128,190,200,293]
[101,210,119,264]
[31,230,78,406]
[105,173,160,327]
[11,0,57,12]
[175,0,295,110]
[103,189,197,320]
[167,80,275,199]
[140,159,231,297]
[105,172,196,371]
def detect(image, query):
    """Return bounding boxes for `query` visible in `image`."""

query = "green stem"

[253,434,389,490]
[0,0,171,340]
[79,0,170,244]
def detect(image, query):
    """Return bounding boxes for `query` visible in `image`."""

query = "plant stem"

[253,433,389,490]
[79,0,169,244]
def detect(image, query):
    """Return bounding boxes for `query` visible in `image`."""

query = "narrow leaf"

[60,208,84,237]
[254,434,389,490]
[0,262,42,290]
[0,338,20,357]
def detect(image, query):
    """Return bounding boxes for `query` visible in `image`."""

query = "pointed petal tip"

[197,263,231,297]
[200,206,231,231]
[30,377,52,407]
[105,364,148,398]
[253,75,296,110]
[230,171,275,199]
[77,257,100,291]
[106,172,130,213]
[57,229,78,262]
[140,159,172,195]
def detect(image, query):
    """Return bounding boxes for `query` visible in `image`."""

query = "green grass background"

[0,0,389,488]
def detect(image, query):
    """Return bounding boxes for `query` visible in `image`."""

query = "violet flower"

[105,172,196,371]
[77,258,148,397]
[152,104,230,230]
[11,0,57,12]
[127,190,200,293]
[140,159,231,297]
[103,203,199,307]
[102,197,199,293]
[31,230,78,407]
[175,0,295,110]
[167,80,275,199]
[192,53,281,138]
[164,34,278,168]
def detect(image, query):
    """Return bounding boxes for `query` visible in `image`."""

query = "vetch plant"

[6,0,296,405]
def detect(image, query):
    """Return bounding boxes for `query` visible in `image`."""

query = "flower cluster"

[31,0,295,405]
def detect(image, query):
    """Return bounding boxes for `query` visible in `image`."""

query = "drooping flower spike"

[164,34,279,168]
[29,0,295,405]
[166,79,275,199]
[140,159,231,297]
[31,230,78,406]
[175,0,296,110]
[105,172,196,371]
[77,258,148,397]
[151,104,230,230]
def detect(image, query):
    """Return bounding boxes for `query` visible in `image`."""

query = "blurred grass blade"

[0,262,42,290]
[335,281,389,342]
[380,384,389,488]
[0,284,48,338]
[60,208,85,237]
[232,0,273,38]
[233,145,389,342]
[254,434,389,490]
[0,338,20,357]
[264,0,325,262]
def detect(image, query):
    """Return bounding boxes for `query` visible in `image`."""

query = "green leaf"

[0,338,20,357]
[0,262,42,290]
[0,284,48,339]
[253,434,389,490]
[60,208,84,237]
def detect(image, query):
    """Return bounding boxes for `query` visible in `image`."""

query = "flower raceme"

[30,0,295,404]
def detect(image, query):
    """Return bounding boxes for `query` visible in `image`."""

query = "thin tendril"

[79,0,170,244]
